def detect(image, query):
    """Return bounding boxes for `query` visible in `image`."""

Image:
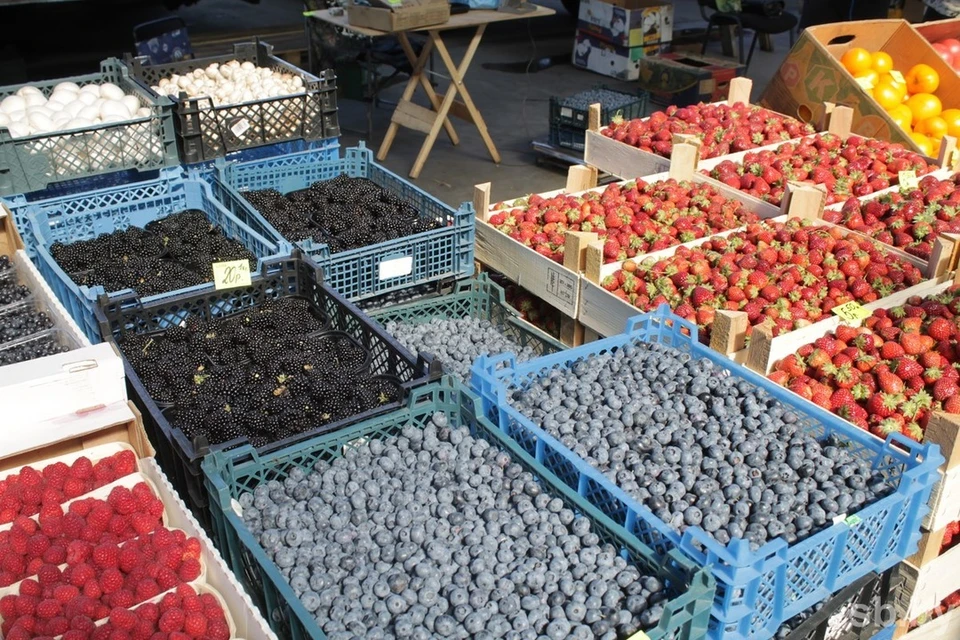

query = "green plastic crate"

[368,274,566,367]
[203,377,716,640]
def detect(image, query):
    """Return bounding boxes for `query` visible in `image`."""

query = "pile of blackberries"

[242,174,441,254]
[240,413,672,640]
[385,317,537,383]
[119,298,401,447]
[49,210,257,298]
[506,341,891,550]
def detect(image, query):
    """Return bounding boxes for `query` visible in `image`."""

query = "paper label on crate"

[379,256,413,280]
[231,499,244,518]
[561,107,573,119]
[855,76,875,91]
[626,632,651,640]
[844,515,862,527]
[832,301,871,323]
[212,260,252,289]
[899,171,919,191]
[230,118,250,138]
[889,70,906,85]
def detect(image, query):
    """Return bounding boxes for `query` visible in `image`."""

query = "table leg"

[377,37,436,162]
[430,26,500,165]
[397,33,459,147]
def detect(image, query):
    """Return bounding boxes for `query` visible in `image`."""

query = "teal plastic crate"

[24,170,290,343]
[0,58,178,197]
[471,305,944,640]
[368,274,566,374]
[203,377,716,640]
[211,142,475,302]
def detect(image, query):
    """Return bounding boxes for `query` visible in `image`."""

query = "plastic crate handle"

[624,304,701,342]
[882,432,940,465]
[474,352,518,375]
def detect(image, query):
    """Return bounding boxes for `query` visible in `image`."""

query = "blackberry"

[49,210,257,298]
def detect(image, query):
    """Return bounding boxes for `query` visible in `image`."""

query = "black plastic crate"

[125,41,340,164]
[776,571,894,640]
[94,252,440,531]
[549,85,647,131]
[549,123,586,151]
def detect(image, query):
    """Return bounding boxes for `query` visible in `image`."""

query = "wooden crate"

[893,606,960,639]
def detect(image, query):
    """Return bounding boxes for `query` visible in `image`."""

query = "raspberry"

[69,499,93,518]
[206,619,230,640]
[137,602,160,623]
[134,619,155,640]
[39,503,63,520]
[1,594,17,618]
[13,515,37,535]
[37,563,62,586]
[22,487,41,506]
[93,543,120,569]
[92,462,113,484]
[131,483,155,507]
[177,559,200,583]
[70,613,96,632]
[62,513,85,539]
[109,607,138,631]
[108,514,129,537]
[9,528,28,554]
[21,467,42,487]
[158,609,184,633]
[43,462,69,487]
[93,626,112,640]
[63,631,89,640]
[63,478,85,500]
[26,557,43,577]
[158,548,181,571]
[183,611,207,638]
[95,603,110,619]
[36,598,62,619]
[87,505,114,533]
[67,541,92,565]
[119,546,142,573]
[42,544,67,565]
[181,594,202,614]
[0,571,14,587]
[114,452,138,477]
[39,514,62,538]
[152,529,175,548]
[99,568,123,594]
[111,590,135,609]
[156,567,179,591]
[158,592,180,613]
[130,513,158,536]
[20,578,42,597]
[41,488,62,505]
[2,552,25,575]
[27,533,50,559]
[45,615,70,635]
[53,584,79,604]
[147,500,164,520]
[6,625,31,640]
[15,594,38,616]
[83,579,102,600]
[70,458,93,480]
[134,579,161,602]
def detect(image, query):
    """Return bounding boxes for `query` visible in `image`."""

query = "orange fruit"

[917,116,949,142]
[873,83,903,110]
[889,104,914,131]
[855,69,880,89]
[907,93,942,121]
[871,51,894,74]
[941,108,960,137]
[906,64,940,94]
[841,48,874,75]
[911,132,934,156]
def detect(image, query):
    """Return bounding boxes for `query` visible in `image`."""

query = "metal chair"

[699,0,797,68]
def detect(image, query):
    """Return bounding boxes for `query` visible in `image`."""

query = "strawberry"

[934,378,960,402]
[878,370,906,394]
[880,341,906,359]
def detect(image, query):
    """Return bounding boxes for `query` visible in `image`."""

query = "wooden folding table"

[306,6,555,179]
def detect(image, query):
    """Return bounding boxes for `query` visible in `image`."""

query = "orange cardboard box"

[761,19,960,153]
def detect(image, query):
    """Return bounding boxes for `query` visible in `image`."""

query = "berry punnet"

[505,341,889,551]
[240,415,671,640]
[385,317,537,383]
[601,103,815,159]
[488,179,760,264]
[50,210,257,298]
[706,134,936,206]
[824,173,960,260]
[242,175,441,252]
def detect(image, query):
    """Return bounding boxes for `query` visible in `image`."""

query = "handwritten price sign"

[212,260,252,290]
[832,301,871,323]
[899,170,919,192]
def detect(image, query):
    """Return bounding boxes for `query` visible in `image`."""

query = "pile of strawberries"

[0,483,165,587]
[488,180,759,264]
[0,527,203,639]
[600,102,815,159]
[600,218,925,341]
[0,451,139,524]
[705,134,936,206]
[769,286,960,441]
[914,588,960,628]
[823,174,960,261]
[69,583,232,640]
[942,521,960,554]
[501,281,561,339]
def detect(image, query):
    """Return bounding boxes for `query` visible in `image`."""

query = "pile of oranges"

[840,47,957,157]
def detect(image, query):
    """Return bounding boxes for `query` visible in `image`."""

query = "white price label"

[379,256,414,280]
[230,118,250,137]
[231,499,244,518]
[561,107,573,118]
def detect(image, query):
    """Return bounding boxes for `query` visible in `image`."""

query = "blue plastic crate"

[870,625,895,640]
[470,305,944,640]
[23,171,291,343]
[211,142,475,302]
[202,376,716,640]
[186,137,340,186]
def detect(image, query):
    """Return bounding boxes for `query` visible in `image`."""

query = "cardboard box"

[636,53,746,106]
[347,0,450,31]
[761,19,960,153]
[573,29,665,80]
[915,17,960,44]
[0,401,153,470]
[577,0,673,49]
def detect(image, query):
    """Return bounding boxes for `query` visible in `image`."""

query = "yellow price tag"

[626,632,651,640]
[899,170,919,191]
[212,260,252,290]
[889,70,906,85]
[855,76,874,91]
[832,301,871,323]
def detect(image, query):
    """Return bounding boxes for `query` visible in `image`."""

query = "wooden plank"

[784,182,827,220]
[563,231,599,273]
[578,277,640,339]
[925,412,960,471]
[474,183,492,222]
[668,142,699,182]
[923,463,960,531]
[726,77,752,105]
[583,241,604,285]
[391,99,438,134]
[939,135,958,170]
[711,310,748,355]
[827,105,854,138]
[907,525,950,568]
[434,94,474,123]
[893,543,960,620]
[584,129,671,180]
[927,237,956,280]
[744,321,775,374]
[566,165,597,193]
[588,103,601,133]
[560,314,584,347]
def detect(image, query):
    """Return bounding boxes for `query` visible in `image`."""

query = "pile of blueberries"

[505,341,891,550]
[0,255,69,366]
[240,414,674,640]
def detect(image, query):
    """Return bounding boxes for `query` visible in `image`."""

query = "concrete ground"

[0,0,798,207]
